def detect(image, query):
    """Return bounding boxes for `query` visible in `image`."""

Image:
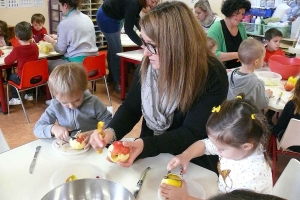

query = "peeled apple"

[107,141,130,163]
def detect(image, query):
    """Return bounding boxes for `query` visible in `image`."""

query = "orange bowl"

[268,55,300,80]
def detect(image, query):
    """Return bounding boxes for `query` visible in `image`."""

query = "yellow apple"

[161,173,182,187]
[42,46,49,53]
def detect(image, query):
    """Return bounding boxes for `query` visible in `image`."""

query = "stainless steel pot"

[41,179,135,200]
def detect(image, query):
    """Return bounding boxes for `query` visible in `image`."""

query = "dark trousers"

[9,73,33,98]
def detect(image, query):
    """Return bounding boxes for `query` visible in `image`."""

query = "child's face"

[55,92,84,110]
[209,136,252,160]
[266,36,282,51]
[32,22,43,31]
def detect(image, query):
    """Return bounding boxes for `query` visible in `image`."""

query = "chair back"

[19,58,49,89]
[272,158,300,200]
[279,118,300,151]
[82,54,106,81]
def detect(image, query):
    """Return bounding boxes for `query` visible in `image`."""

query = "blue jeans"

[102,31,122,82]
[9,73,33,98]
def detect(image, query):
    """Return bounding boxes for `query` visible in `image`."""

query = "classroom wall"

[0,0,50,32]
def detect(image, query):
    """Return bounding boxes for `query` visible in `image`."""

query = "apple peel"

[161,173,182,187]
[107,141,130,163]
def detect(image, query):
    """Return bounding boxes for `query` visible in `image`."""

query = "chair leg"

[6,84,10,114]
[91,81,95,94]
[16,89,30,124]
[103,76,112,107]
[35,87,38,105]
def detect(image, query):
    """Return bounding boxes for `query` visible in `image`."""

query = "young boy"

[33,63,112,139]
[4,21,39,105]
[31,13,48,43]
[264,28,285,64]
[227,38,273,110]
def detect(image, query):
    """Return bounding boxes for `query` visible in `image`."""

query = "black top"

[108,56,229,173]
[102,0,142,46]
[221,20,243,69]
[272,100,300,139]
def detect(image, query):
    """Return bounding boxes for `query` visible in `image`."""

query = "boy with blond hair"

[31,13,48,43]
[33,63,112,140]
[227,38,273,110]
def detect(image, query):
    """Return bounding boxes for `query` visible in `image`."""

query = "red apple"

[0,49,3,57]
[107,141,130,163]
[284,82,295,91]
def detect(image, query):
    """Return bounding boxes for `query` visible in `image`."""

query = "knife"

[276,92,283,105]
[133,167,151,198]
[29,146,41,174]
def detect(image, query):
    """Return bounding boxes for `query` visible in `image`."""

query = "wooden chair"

[269,118,300,183]
[272,158,300,200]
[6,58,49,123]
[82,55,112,112]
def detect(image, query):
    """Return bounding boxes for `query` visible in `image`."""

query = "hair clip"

[212,105,221,113]
[251,114,256,120]
[236,95,242,99]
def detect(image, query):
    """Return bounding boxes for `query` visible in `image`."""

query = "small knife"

[276,92,283,105]
[133,167,151,198]
[29,146,41,174]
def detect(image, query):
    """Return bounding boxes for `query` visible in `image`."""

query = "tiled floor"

[0,73,299,183]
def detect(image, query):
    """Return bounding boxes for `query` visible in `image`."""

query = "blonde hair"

[140,1,212,113]
[48,63,88,98]
[238,38,265,65]
[194,0,215,16]
[207,37,217,52]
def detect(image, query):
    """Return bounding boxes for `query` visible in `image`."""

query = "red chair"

[268,118,300,184]
[6,58,49,123]
[82,55,112,108]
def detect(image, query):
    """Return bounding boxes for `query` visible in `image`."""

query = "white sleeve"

[202,139,218,155]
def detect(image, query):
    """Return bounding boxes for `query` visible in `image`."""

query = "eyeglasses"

[140,35,157,55]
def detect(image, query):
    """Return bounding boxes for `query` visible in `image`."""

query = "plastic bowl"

[256,71,282,86]
[268,55,300,80]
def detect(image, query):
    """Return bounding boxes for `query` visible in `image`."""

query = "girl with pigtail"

[160,93,272,200]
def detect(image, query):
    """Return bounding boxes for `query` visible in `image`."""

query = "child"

[0,20,12,82]
[227,38,273,110]
[159,94,272,199]
[272,78,300,152]
[31,13,48,43]
[264,28,285,64]
[4,21,39,104]
[33,63,112,140]
[207,37,217,54]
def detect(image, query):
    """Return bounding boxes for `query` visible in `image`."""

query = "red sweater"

[4,44,39,77]
[32,26,48,43]
[264,47,285,63]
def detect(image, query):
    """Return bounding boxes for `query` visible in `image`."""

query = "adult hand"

[51,125,69,140]
[89,128,114,152]
[49,34,57,40]
[167,153,190,174]
[117,139,144,167]
[159,180,190,200]
[44,34,56,44]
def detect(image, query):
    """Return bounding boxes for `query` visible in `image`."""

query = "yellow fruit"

[161,173,182,187]
[42,46,49,53]
[66,174,77,182]
[69,138,86,150]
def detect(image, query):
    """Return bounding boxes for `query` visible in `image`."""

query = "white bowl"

[255,71,282,86]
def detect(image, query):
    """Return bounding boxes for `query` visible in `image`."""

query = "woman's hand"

[167,154,190,174]
[117,139,144,167]
[89,128,114,152]
[44,34,56,44]
[49,34,57,40]
[51,125,69,140]
[159,180,190,200]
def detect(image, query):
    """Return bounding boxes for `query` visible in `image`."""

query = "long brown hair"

[139,1,212,113]
[0,20,10,45]
[292,78,300,114]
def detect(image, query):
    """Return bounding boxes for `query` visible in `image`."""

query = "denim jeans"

[102,31,122,82]
[9,73,33,98]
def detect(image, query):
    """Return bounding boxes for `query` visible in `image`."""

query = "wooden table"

[0,138,218,199]
[0,47,61,114]
[117,49,144,100]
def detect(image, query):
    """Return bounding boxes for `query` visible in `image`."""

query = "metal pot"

[41,178,135,200]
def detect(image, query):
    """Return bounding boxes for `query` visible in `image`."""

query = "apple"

[0,49,3,56]
[287,76,298,85]
[161,173,182,187]
[42,46,49,53]
[65,174,77,183]
[107,141,130,163]
[69,134,86,150]
[284,82,295,91]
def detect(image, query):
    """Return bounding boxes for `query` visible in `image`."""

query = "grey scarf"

[141,65,179,135]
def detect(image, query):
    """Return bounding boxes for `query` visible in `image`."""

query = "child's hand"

[159,180,190,200]
[51,125,69,140]
[266,89,273,98]
[167,154,190,174]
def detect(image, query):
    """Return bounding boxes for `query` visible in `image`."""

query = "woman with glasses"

[96,0,158,93]
[89,1,228,173]
[207,0,251,69]
[194,0,221,32]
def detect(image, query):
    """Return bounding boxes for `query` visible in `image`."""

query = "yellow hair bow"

[251,114,256,120]
[212,105,221,113]
[236,95,242,99]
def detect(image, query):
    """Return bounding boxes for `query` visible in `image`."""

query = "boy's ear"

[242,143,254,151]
[254,58,259,66]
